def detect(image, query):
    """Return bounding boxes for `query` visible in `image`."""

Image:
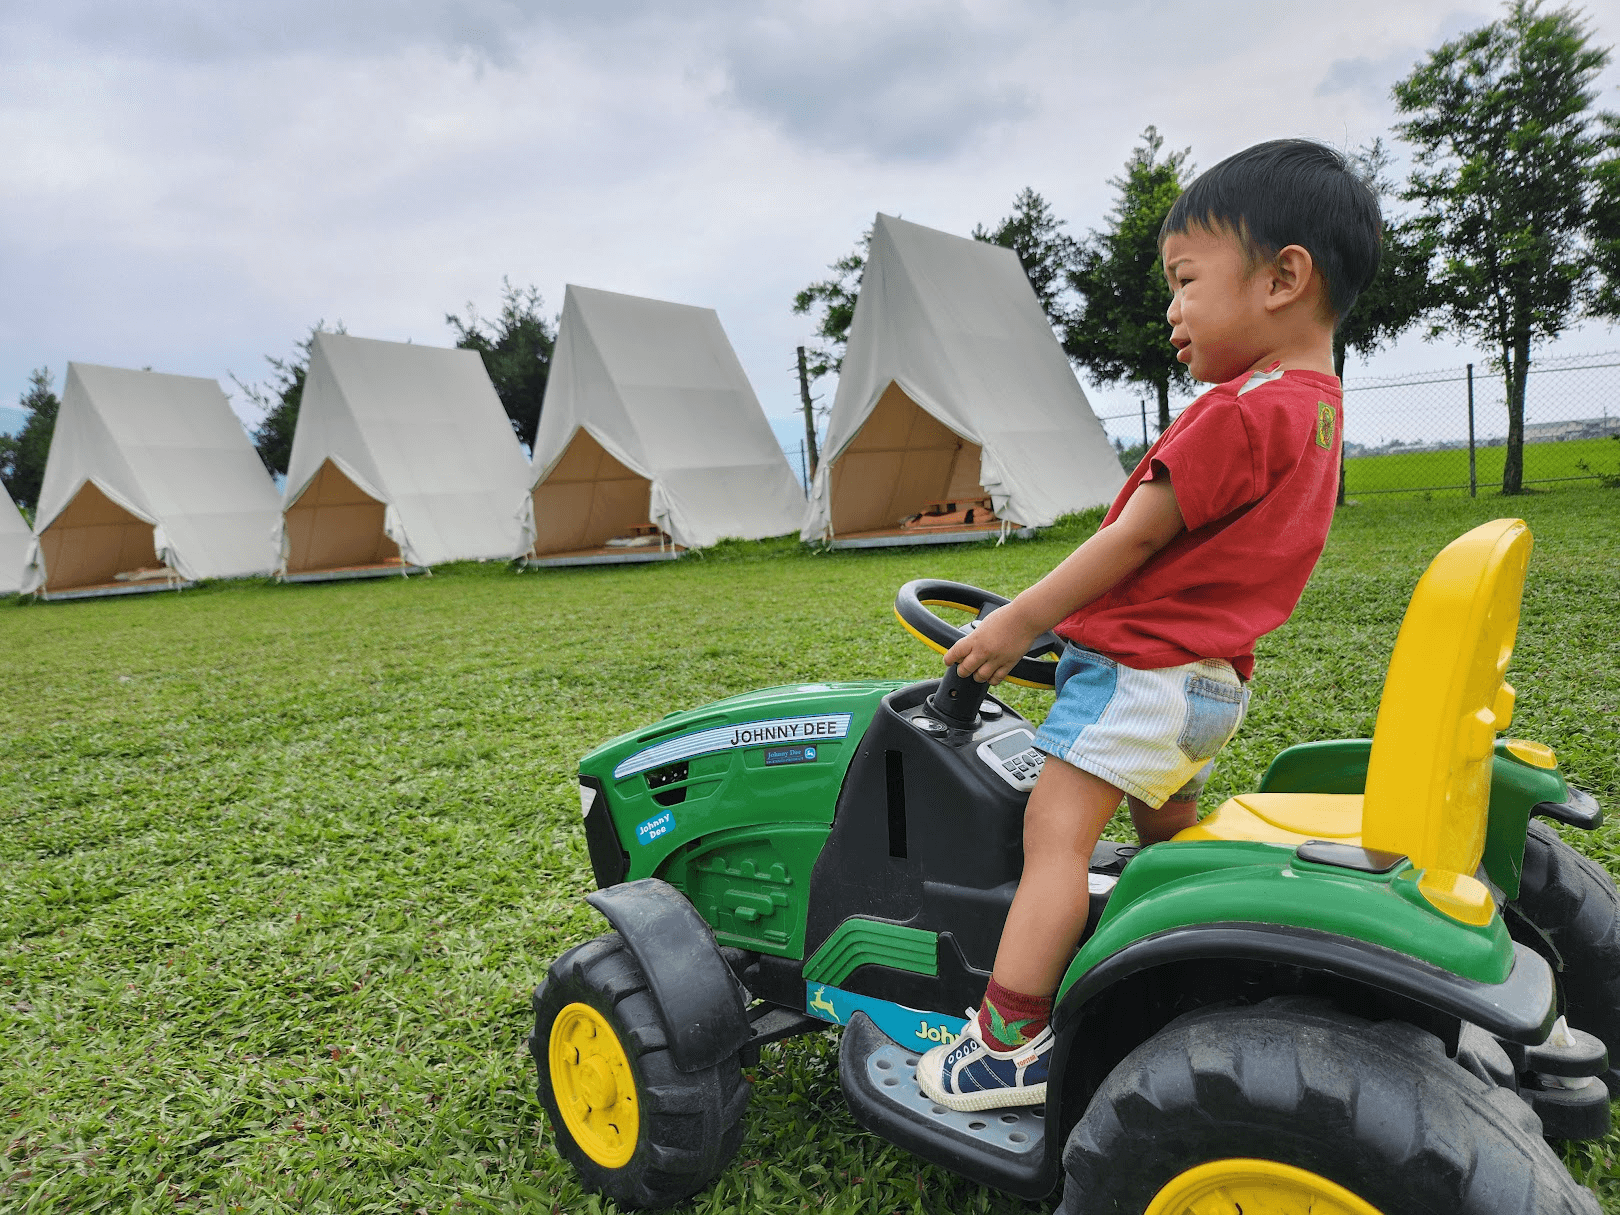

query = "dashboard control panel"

[975,728,1045,791]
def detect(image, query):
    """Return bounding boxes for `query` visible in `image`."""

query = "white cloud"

[3,0,1619,436]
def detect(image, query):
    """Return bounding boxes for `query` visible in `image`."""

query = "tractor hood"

[577,681,906,945]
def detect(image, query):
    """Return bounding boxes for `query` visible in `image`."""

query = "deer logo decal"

[808,986,840,1023]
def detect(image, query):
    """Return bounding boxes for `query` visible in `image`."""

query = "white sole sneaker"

[913,1015,1052,1112]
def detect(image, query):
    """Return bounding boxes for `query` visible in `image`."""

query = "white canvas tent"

[0,483,29,595]
[22,363,281,597]
[803,213,1126,546]
[527,285,805,564]
[280,332,532,578]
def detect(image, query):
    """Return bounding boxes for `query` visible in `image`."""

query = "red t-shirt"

[1055,365,1342,679]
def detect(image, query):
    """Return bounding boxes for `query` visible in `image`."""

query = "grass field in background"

[1345,433,1620,495]
[3,487,1619,1214]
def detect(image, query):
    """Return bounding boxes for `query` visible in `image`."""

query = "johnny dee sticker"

[636,810,675,845]
[614,713,851,779]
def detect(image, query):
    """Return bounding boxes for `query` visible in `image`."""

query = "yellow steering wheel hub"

[549,1002,640,1167]
[1146,1158,1382,1215]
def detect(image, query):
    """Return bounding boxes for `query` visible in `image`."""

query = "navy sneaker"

[915,1008,1053,1112]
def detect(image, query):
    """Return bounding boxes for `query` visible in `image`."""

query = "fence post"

[1466,363,1477,499]
[1140,399,1149,450]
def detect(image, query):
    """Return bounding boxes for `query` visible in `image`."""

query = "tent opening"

[37,481,162,591]
[283,459,402,574]
[531,429,669,556]
[827,382,994,536]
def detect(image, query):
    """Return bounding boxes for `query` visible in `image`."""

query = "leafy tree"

[0,368,61,513]
[1332,139,1434,505]
[1393,0,1614,493]
[973,188,1080,332]
[447,279,556,451]
[1588,113,1620,315]
[0,368,59,513]
[1334,139,1432,379]
[792,228,871,382]
[1065,126,1193,435]
[235,322,344,477]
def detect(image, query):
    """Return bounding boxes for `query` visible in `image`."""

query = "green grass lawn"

[1345,433,1620,495]
[4,487,1619,1214]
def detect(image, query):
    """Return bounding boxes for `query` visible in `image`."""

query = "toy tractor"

[531,518,1616,1213]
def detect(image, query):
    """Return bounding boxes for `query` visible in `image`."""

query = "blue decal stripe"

[802,981,968,1051]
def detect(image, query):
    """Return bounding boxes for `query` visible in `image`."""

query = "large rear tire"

[531,933,749,1210]
[1509,820,1620,1093]
[1059,997,1598,1215]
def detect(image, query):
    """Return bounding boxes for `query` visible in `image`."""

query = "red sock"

[977,977,1052,1050]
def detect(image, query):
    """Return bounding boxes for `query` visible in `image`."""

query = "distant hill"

[0,405,24,436]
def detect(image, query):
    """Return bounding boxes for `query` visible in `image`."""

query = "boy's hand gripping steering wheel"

[893,579,1065,690]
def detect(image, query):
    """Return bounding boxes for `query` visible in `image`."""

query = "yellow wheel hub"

[1146,1158,1383,1215]
[549,1002,639,1168]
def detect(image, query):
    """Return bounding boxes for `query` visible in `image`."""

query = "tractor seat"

[1176,793,1364,846]
[1170,518,1533,929]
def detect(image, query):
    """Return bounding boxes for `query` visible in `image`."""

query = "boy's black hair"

[1160,139,1382,322]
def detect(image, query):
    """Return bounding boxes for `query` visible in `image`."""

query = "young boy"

[917,139,1382,1112]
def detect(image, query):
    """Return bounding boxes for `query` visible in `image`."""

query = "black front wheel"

[1509,820,1620,1095]
[1060,997,1598,1215]
[531,933,749,1210]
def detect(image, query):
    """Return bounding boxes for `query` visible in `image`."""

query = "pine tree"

[0,368,61,512]
[1065,127,1192,435]
[447,279,556,451]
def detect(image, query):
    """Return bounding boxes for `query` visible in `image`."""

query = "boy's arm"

[944,477,1185,684]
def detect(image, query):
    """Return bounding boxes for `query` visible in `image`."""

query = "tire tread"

[1059,997,1598,1215]
[532,933,749,1209]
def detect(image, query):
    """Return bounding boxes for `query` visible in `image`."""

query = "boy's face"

[1162,225,1276,384]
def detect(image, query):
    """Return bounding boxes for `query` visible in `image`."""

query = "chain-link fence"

[782,439,813,495]
[1092,351,1620,496]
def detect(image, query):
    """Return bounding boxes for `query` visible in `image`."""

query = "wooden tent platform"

[827,523,1034,550]
[279,562,427,584]
[37,579,195,602]
[526,545,684,569]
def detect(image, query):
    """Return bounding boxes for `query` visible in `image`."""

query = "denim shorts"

[1031,644,1249,808]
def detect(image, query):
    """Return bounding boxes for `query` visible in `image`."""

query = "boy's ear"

[1262,244,1318,314]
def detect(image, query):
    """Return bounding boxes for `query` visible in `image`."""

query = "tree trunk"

[1156,378,1171,435]
[1502,333,1530,495]
[796,346,819,481]
[1334,341,1347,507]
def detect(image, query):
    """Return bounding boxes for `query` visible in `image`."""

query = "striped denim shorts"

[1031,644,1249,808]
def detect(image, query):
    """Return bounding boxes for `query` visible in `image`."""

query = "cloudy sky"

[6,0,1620,446]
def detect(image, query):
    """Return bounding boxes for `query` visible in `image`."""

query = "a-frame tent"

[280,332,532,580]
[22,363,281,598]
[802,213,1125,546]
[527,285,805,565]
[0,482,29,595]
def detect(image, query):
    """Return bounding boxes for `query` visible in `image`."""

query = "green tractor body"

[534,522,1615,1213]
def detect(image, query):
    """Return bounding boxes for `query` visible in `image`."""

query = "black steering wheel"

[893,579,1065,689]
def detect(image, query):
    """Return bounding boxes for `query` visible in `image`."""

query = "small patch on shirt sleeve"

[1315,401,1335,449]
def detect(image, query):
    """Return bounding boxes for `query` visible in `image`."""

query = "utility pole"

[797,346,820,481]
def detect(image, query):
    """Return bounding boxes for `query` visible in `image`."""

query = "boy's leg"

[1128,758,1212,843]
[917,755,1122,1112]
[991,756,1126,995]
[1127,792,1198,843]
